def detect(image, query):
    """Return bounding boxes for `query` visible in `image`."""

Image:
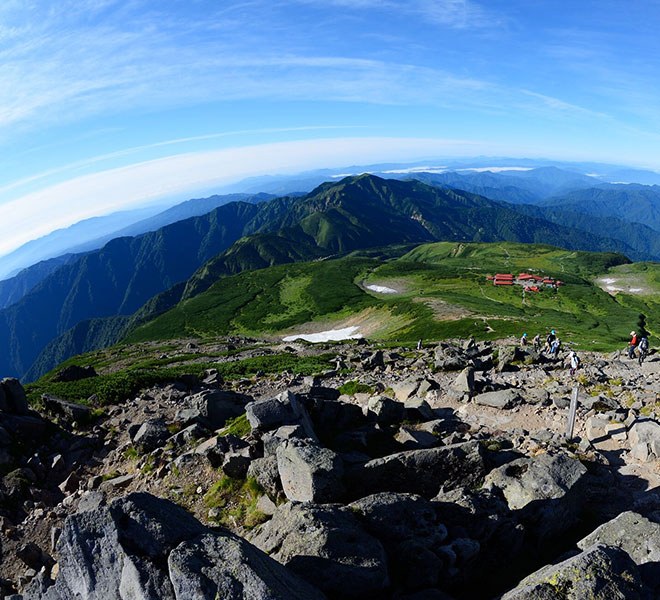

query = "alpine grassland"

[117,241,654,353]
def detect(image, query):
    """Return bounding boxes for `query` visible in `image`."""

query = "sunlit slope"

[126,242,649,351]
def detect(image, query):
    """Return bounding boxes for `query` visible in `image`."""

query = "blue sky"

[1,0,660,255]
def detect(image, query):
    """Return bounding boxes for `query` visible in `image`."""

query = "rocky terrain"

[2,337,660,598]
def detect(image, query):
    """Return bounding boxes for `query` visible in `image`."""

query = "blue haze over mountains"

[3,159,660,382]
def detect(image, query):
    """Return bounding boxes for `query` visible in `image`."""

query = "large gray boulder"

[133,418,170,453]
[247,456,281,497]
[54,493,208,599]
[249,501,388,599]
[577,511,660,589]
[483,452,588,544]
[349,492,447,549]
[366,395,405,425]
[0,378,28,414]
[501,544,648,600]
[46,492,326,600]
[345,441,486,499]
[474,389,521,409]
[42,394,92,424]
[276,439,344,503]
[179,389,247,429]
[628,418,660,462]
[246,391,316,439]
[168,532,327,600]
[451,367,475,394]
[392,379,420,402]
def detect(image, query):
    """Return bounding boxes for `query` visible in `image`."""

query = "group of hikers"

[520,329,580,373]
[520,329,563,358]
[519,328,651,374]
[628,331,649,365]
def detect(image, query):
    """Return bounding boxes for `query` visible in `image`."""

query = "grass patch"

[338,380,375,396]
[203,476,268,530]
[123,447,138,460]
[219,414,251,438]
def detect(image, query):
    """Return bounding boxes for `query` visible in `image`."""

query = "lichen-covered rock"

[577,511,660,589]
[501,544,648,600]
[249,501,388,599]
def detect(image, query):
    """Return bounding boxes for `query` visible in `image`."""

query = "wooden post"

[566,386,579,440]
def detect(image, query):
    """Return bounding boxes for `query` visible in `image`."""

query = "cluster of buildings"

[486,272,565,292]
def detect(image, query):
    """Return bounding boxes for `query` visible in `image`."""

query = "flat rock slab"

[345,441,486,499]
[474,389,521,409]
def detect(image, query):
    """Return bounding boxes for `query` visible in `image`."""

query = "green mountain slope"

[540,185,660,232]
[15,175,641,380]
[182,175,637,299]
[124,241,645,353]
[0,201,262,378]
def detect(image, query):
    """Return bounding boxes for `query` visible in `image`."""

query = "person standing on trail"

[520,333,528,346]
[569,351,580,376]
[533,334,541,351]
[546,330,556,353]
[638,335,649,365]
[629,331,638,359]
[416,339,423,351]
[550,337,561,360]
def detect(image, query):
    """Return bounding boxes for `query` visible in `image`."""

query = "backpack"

[640,337,649,351]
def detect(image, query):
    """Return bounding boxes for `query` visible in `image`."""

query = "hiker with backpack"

[533,333,541,351]
[550,337,561,360]
[629,331,638,359]
[520,333,528,346]
[638,335,649,365]
[545,330,556,354]
[569,351,581,376]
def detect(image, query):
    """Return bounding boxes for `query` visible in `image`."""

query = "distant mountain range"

[0,192,273,283]
[16,174,643,382]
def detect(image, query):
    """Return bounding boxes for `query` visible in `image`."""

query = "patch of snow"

[366,284,397,294]
[602,278,617,284]
[630,288,642,292]
[282,326,362,343]
[607,285,622,291]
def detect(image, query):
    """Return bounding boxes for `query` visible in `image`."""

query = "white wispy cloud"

[519,90,611,121]
[295,0,496,29]
[0,136,520,258]
[0,0,503,140]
